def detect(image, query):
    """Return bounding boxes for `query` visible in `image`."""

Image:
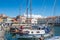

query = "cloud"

[24,14,45,18]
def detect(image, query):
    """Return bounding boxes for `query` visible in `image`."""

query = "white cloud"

[24,14,46,18]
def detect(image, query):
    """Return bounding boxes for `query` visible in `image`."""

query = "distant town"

[0,14,60,26]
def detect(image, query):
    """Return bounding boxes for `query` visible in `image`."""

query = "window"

[31,31,33,33]
[36,31,40,33]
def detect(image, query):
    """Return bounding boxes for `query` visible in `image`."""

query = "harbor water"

[54,26,60,36]
[5,26,60,40]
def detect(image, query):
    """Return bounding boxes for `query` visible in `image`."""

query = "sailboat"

[9,0,54,38]
[8,0,57,39]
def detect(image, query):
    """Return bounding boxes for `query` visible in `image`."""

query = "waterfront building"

[16,15,26,24]
[37,18,47,24]
[55,16,60,23]
[31,18,37,25]
[12,18,18,24]
[46,16,60,25]
[54,16,60,26]
[46,16,56,24]
[0,14,7,17]
[0,18,3,22]
[2,17,13,27]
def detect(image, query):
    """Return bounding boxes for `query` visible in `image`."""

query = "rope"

[19,0,23,16]
[40,0,46,15]
[52,0,57,16]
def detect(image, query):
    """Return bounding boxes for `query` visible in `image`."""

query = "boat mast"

[26,0,29,25]
[19,0,22,25]
[30,0,32,25]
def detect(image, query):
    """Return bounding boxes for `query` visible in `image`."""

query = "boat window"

[39,28,41,30]
[31,31,33,33]
[36,31,40,33]
[32,26,39,29]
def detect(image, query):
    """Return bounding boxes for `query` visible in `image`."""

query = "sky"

[0,0,60,17]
